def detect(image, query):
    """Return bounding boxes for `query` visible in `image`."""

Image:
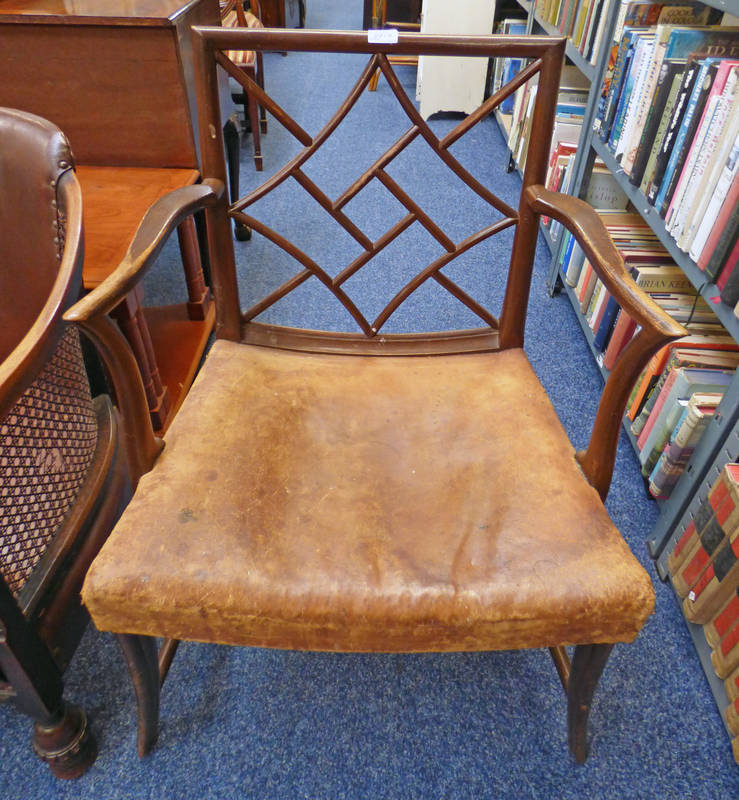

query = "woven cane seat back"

[0,328,97,597]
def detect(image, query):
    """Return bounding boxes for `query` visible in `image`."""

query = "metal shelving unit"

[532,0,739,754]
[541,0,739,513]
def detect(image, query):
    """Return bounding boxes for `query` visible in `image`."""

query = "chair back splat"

[79,30,687,766]
[194,29,564,352]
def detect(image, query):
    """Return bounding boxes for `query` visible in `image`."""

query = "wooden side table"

[0,0,222,432]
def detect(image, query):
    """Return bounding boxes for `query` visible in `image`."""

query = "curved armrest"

[63,179,224,484]
[65,180,223,323]
[525,185,687,499]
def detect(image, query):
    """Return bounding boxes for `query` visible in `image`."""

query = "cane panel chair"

[75,30,686,763]
[0,107,223,779]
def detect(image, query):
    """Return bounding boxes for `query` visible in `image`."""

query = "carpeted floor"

[2,1,737,797]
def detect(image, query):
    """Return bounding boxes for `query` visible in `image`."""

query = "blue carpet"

[3,1,737,796]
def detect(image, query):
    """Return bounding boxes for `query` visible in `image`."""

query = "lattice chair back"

[203,29,562,351]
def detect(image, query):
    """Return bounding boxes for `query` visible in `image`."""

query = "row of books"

[593,2,738,293]
[532,0,613,65]
[560,210,739,497]
[502,63,589,175]
[666,462,739,762]
[543,140,628,241]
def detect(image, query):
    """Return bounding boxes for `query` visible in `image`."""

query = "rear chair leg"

[117,634,160,757]
[567,643,614,763]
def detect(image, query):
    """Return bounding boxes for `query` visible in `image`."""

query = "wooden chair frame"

[69,30,687,765]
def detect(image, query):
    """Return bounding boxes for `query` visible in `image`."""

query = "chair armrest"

[64,180,223,323]
[63,179,224,484]
[525,185,687,499]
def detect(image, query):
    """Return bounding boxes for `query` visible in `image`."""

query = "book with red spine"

[711,617,739,678]
[726,662,739,702]
[669,465,739,586]
[672,483,739,596]
[683,534,739,623]
[705,587,739,648]
[603,310,638,370]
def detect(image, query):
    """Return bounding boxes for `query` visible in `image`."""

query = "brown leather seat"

[84,342,654,652]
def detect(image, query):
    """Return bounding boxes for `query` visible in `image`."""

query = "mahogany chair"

[220,0,269,171]
[0,107,221,779]
[75,30,687,764]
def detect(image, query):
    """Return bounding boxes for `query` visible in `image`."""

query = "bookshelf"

[655,424,739,744]
[520,0,739,760]
[535,0,739,509]
[493,0,622,257]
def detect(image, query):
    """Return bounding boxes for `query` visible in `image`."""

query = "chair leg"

[368,69,380,91]
[256,53,268,134]
[117,634,160,758]
[0,610,97,779]
[222,117,251,242]
[246,90,263,171]
[32,701,98,780]
[567,643,614,764]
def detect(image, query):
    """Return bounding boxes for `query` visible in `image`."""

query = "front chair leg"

[117,634,160,757]
[567,643,614,763]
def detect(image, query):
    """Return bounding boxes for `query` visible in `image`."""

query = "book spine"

[597,33,632,140]
[727,699,739,736]
[667,92,725,239]
[672,497,739,596]
[593,295,620,351]
[603,312,637,370]
[620,37,659,169]
[608,36,639,153]
[634,362,680,443]
[711,619,739,679]
[646,61,700,205]
[726,663,739,702]
[655,60,717,216]
[718,239,739,295]
[683,536,739,624]
[690,131,739,265]
[629,57,675,185]
[705,587,739,648]
[639,66,685,197]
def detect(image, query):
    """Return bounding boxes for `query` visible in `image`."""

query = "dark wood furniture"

[363,0,420,29]
[75,29,687,764]
[221,0,268,172]
[367,0,421,91]
[0,108,135,780]
[0,0,220,433]
[259,0,305,28]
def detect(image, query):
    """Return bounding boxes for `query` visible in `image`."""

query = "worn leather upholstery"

[83,340,655,652]
[0,107,74,364]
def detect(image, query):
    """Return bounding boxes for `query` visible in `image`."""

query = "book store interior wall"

[2,0,739,796]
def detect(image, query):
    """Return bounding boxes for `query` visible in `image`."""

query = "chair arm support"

[64,181,223,324]
[524,185,687,500]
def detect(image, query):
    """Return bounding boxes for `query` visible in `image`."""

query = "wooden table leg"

[112,287,171,432]
[176,216,213,320]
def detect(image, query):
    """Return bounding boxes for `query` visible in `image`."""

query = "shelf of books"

[508,0,739,765]
[537,0,739,518]
[519,0,603,81]
[491,2,605,257]
[656,424,739,762]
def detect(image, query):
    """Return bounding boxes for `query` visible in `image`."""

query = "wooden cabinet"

[0,0,220,431]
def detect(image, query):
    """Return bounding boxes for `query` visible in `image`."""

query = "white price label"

[368,28,399,44]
